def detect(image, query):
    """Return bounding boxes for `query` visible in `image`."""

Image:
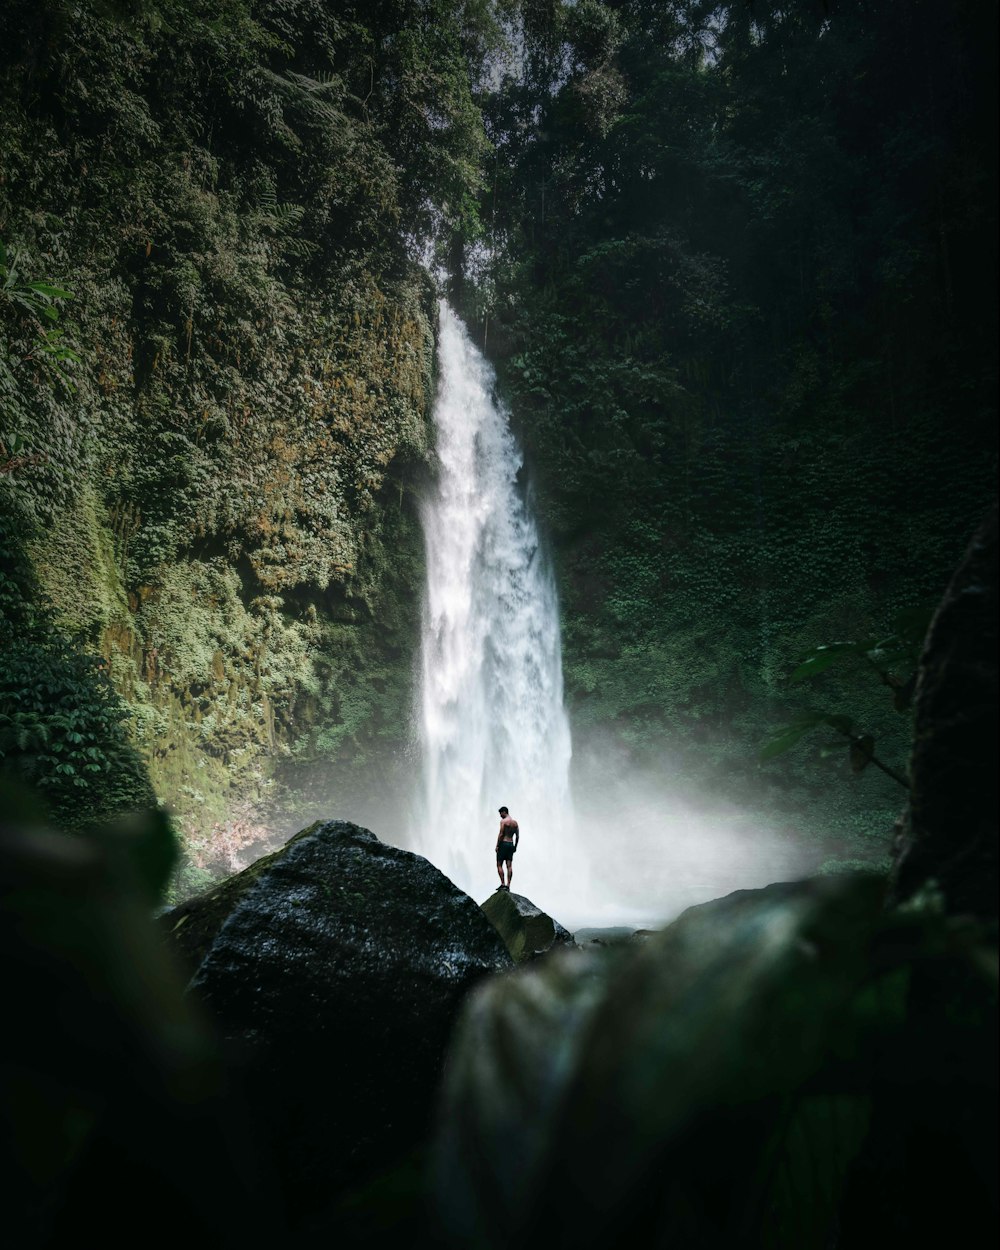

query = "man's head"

[498,806,508,816]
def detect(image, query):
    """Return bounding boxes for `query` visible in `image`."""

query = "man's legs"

[497,855,505,887]
[504,854,513,889]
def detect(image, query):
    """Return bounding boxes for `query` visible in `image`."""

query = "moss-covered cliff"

[1,0,490,884]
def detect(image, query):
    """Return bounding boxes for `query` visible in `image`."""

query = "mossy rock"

[480,889,574,962]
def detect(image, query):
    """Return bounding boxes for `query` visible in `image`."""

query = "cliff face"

[0,1,487,882]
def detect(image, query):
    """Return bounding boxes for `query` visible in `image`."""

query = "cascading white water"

[416,302,574,905]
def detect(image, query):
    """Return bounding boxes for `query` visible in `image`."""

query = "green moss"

[28,484,129,639]
[480,891,560,962]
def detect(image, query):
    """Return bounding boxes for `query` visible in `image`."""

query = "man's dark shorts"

[497,841,515,863]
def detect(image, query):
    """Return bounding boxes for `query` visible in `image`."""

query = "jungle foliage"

[0,0,495,873]
[0,513,155,829]
[760,604,934,789]
[460,0,998,855]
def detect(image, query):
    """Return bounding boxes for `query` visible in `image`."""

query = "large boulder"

[480,889,573,961]
[160,820,513,1226]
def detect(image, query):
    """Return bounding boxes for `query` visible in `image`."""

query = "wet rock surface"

[158,844,288,976]
[480,889,573,961]
[161,820,513,1226]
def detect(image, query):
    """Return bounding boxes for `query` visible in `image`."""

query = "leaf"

[436,874,936,1249]
[789,643,859,682]
[759,714,825,760]
[25,282,74,299]
[759,729,804,760]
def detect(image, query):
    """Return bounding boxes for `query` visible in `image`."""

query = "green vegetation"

[440,872,998,1248]
[0,0,494,881]
[760,604,934,787]
[1,238,79,441]
[2,0,996,877]
[458,0,997,858]
[0,514,155,829]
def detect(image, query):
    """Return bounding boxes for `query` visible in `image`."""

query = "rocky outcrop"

[890,503,998,919]
[161,820,512,1226]
[479,890,573,961]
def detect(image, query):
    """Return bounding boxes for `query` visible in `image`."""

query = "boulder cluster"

[160,820,513,1228]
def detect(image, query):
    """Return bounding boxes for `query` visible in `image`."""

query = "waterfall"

[415,302,573,905]
[411,301,812,930]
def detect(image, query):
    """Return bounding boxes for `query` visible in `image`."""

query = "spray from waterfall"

[415,302,575,908]
[412,301,815,930]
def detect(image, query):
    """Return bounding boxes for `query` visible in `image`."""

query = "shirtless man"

[495,806,519,891]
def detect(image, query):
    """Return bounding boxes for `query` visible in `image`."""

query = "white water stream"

[414,302,576,909]
[411,301,812,930]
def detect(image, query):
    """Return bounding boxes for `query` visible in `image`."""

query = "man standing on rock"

[495,806,519,891]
